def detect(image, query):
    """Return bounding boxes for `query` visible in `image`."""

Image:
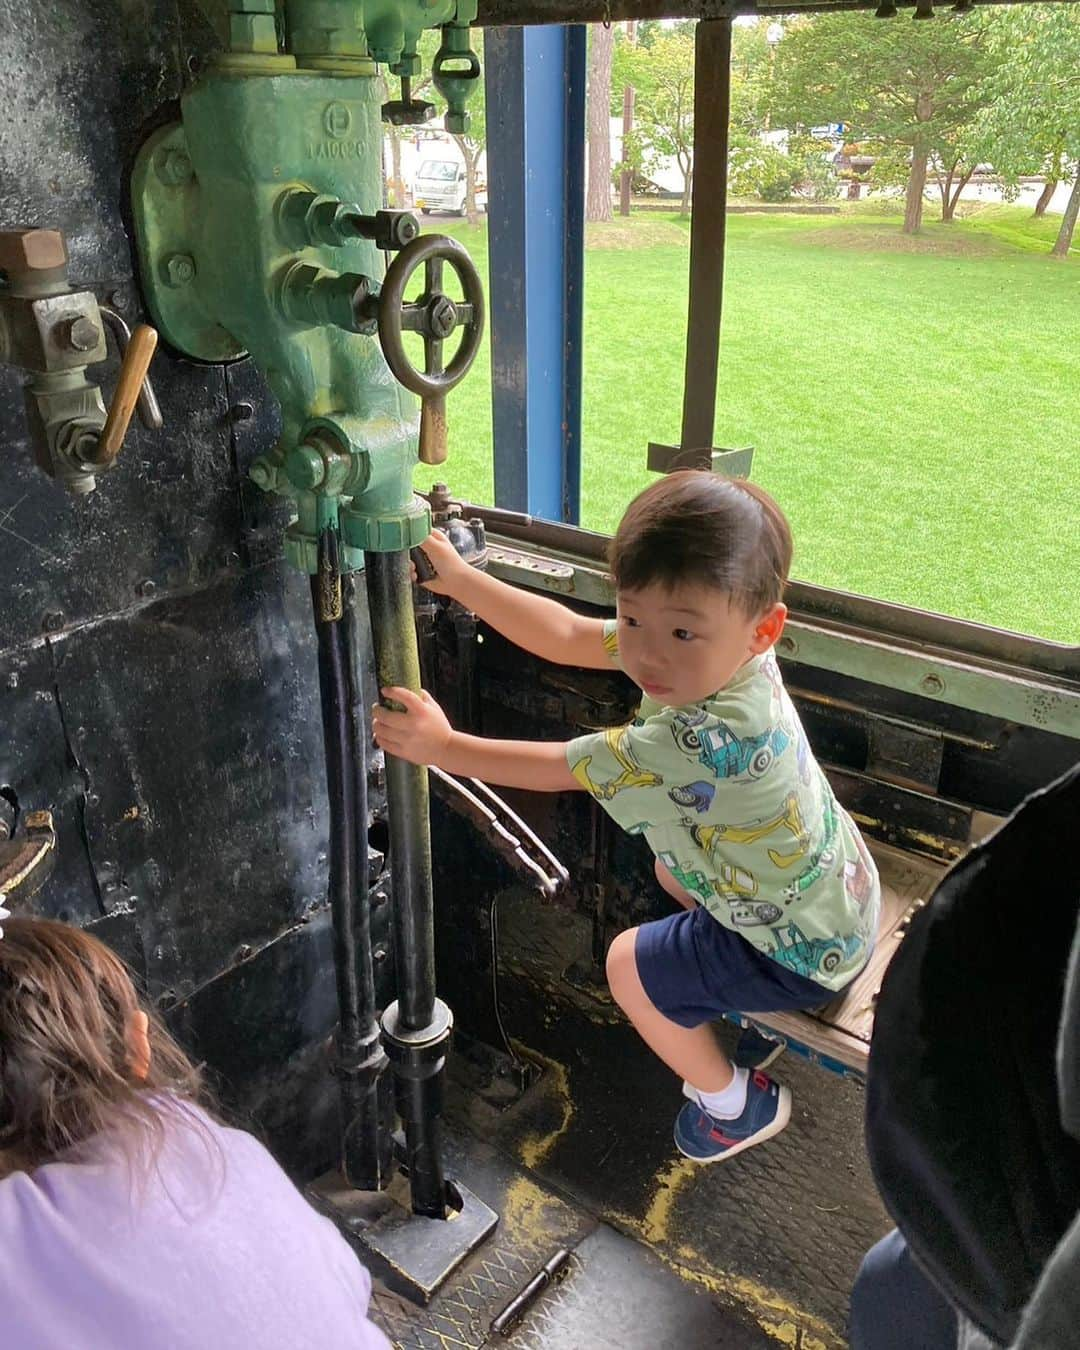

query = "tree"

[614,26,696,215]
[769,12,999,233]
[617,20,638,218]
[965,5,1080,258]
[587,24,615,222]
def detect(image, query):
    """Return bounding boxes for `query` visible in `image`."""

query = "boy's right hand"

[409,528,475,599]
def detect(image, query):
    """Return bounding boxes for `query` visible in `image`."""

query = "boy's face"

[616,582,786,706]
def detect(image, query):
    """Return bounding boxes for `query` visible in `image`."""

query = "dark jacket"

[866,760,1080,1347]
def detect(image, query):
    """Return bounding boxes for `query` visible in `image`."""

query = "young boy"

[373,471,881,1163]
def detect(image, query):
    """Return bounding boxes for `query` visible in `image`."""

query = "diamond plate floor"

[361,889,889,1348]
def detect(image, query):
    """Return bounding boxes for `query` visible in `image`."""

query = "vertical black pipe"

[311,561,387,1190]
[589,799,611,976]
[365,550,437,1029]
[679,17,733,454]
[340,573,393,1187]
[453,606,479,733]
[365,548,447,1217]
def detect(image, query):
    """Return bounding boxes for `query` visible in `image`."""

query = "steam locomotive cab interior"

[1,1,1077,1346]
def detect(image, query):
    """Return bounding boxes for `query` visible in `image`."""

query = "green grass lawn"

[415,203,1079,643]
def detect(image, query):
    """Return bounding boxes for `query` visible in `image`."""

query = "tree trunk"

[618,19,637,217]
[904,149,928,235]
[1051,163,1080,260]
[453,134,481,226]
[680,164,692,217]
[586,24,614,223]
[943,167,973,223]
[1034,178,1057,217]
[934,162,952,219]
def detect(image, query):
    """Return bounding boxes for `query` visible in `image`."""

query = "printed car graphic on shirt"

[767,922,863,980]
[656,850,713,903]
[670,712,790,782]
[668,780,716,814]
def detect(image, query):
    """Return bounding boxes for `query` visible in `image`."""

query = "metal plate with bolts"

[308,1168,498,1306]
[130,123,247,364]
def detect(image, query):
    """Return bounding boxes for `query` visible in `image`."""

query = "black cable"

[489,891,528,1075]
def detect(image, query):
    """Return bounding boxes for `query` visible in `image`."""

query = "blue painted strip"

[484,26,585,523]
[562,25,586,525]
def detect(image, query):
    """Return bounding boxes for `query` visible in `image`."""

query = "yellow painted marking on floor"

[602,1211,840,1349]
[639,1156,699,1244]
[663,1253,838,1350]
[511,1041,575,1169]
[500,1173,566,1246]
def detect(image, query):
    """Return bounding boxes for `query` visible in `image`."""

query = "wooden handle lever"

[418,394,448,466]
[85,323,159,467]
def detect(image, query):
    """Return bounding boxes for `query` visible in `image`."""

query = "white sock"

[691,1066,749,1120]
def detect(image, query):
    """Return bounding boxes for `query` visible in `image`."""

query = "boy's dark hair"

[609,471,793,615]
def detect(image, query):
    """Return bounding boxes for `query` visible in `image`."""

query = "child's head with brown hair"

[607,472,793,706]
[0,916,207,1179]
[610,471,792,615]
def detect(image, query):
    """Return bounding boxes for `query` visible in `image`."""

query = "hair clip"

[0,891,9,939]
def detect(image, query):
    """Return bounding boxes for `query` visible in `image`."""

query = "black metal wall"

[0,0,389,1174]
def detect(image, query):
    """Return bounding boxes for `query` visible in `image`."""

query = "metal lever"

[82,323,159,467]
[429,767,569,900]
[98,306,163,432]
[410,543,438,584]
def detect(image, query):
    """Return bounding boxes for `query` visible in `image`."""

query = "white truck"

[412,150,487,217]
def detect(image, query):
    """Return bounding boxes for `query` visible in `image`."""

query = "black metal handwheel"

[377,234,485,465]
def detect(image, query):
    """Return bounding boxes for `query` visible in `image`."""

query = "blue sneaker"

[674,1071,792,1163]
[732,1025,787,1071]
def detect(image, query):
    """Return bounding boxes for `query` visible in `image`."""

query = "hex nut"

[0,228,67,274]
[157,148,194,187]
[60,315,102,352]
[248,456,276,491]
[161,253,196,288]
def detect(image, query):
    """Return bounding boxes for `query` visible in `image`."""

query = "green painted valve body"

[131,0,477,571]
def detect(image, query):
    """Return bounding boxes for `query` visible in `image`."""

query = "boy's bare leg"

[606,929,734,1092]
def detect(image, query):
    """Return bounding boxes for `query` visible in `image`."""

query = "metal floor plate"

[366,1130,792,1349]
[439,889,891,1345]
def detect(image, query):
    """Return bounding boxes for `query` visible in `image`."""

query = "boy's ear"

[749,603,787,654]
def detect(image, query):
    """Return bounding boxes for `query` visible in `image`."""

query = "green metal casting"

[131,0,478,571]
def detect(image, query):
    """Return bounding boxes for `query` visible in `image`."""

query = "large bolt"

[285,443,326,492]
[58,315,101,352]
[157,148,194,187]
[0,228,67,276]
[249,456,276,491]
[161,253,196,288]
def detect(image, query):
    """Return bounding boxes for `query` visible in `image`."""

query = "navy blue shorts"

[635,905,845,1028]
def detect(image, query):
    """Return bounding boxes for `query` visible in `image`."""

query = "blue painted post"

[484,25,586,523]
